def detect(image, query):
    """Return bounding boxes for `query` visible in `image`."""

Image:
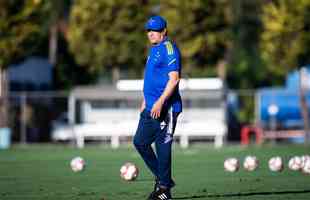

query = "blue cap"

[144,15,167,31]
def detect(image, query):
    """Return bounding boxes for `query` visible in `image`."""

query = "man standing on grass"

[133,15,182,200]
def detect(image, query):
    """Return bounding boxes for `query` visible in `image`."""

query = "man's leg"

[155,112,180,188]
[155,133,174,188]
[148,112,179,200]
[133,110,160,177]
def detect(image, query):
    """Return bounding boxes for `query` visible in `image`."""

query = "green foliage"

[237,94,255,124]
[159,0,232,76]
[2,0,310,92]
[0,0,50,68]
[260,0,310,79]
[55,35,97,90]
[68,0,149,78]
[228,0,266,89]
[67,0,234,80]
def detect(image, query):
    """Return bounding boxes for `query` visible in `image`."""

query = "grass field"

[0,143,310,200]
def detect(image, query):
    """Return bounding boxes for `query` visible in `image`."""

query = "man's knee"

[133,135,144,149]
[134,135,153,153]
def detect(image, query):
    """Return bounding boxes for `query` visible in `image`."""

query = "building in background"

[7,56,54,143]
[8,56,53,91]
[52,78,229,148]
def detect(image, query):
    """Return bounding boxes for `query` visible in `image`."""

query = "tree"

[260,0,310,82]
[0,0,50,127]
[227,0,265,89]
[48,0,70,66]
[67,0,150,83]
[159,0,233,78]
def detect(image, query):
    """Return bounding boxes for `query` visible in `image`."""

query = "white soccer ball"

[300,155,310,168]
[301,158,310,174]
[224,158,239,172]
[70,156,85,172]
[288,156,302,171]
[243,155,259,171]
[120,162,139,181]
[268,156,283,172]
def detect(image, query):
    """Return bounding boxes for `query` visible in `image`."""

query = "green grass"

[0,143,310,200]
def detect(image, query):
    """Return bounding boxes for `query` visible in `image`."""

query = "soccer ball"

[301,158,310,174]
[300,155,310,168]
[243,155,259,171]
[70,156,85,172]
[224,158,239,172]
[120,162,139,181]
[268,156,283,172]
[288,156,302,171]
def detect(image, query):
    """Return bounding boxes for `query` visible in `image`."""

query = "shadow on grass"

[174,189,310,199]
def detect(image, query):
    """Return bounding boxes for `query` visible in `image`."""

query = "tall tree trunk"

[300,68,310,143]
[217,47,232,92]
[49,23,58,66]
[217,47,232,82]
[0,68,8,128]
[112,66,120,84]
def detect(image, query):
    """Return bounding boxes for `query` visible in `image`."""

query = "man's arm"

[150,71,180,119]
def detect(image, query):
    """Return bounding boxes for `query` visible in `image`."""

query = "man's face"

[147,29,166,44]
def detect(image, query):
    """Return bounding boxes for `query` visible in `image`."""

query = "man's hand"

[151,99,164,119]
[150,71,179,119]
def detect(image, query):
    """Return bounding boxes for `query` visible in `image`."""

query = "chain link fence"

[10,89,304,145]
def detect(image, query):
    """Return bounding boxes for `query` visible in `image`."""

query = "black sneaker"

[150,187,172,200]
[147,179,160,200]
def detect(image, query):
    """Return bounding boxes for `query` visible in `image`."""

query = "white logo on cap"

[149,18,155,25]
